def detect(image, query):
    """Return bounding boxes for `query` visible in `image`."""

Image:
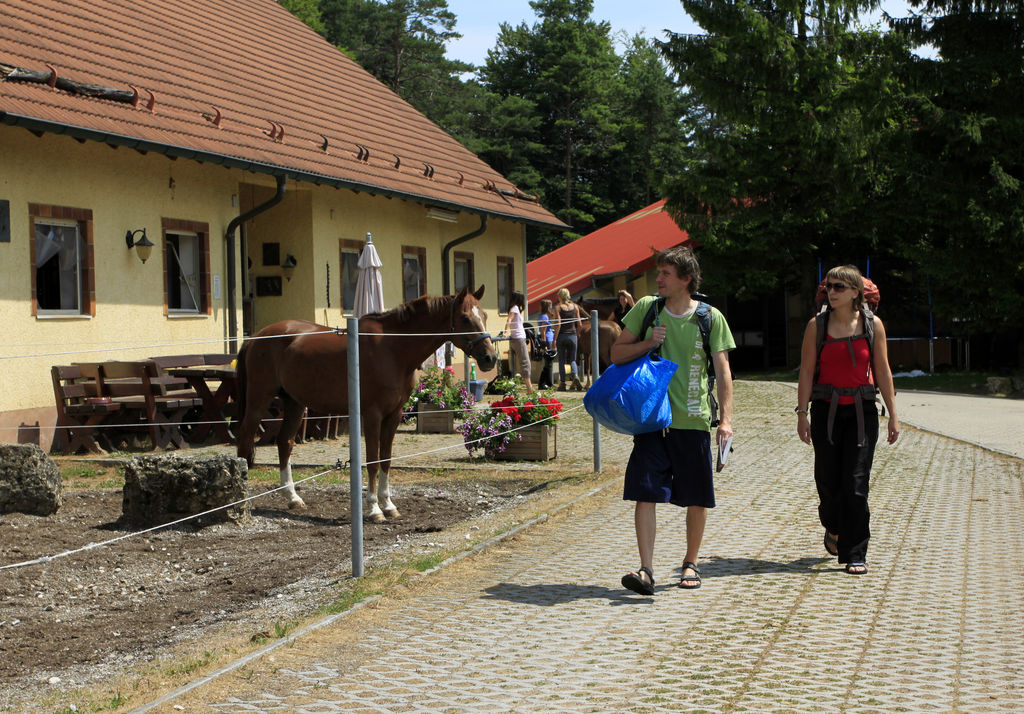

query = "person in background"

[537,299,556,389]
[796,264,899,575]
[501,290,534,393]
[552,288,585,391]
[613,246,735,595]
[613,289,635,329]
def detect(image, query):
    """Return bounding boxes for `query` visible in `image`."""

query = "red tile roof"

[0,0,566,229]
[526,199,691,312]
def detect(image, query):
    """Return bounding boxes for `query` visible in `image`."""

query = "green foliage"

[318,0,471,115]
[660,0,910,300]
[278,0,326,34]
[885,0,1024,328]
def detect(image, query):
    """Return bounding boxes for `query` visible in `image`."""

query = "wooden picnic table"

[165,364,237,444]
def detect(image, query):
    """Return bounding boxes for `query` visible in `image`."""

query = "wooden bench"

[50,365,122,455]
[78,361,202,450]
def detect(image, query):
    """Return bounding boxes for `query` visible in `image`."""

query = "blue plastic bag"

[583,354,678,435]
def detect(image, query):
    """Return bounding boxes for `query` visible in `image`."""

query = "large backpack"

[810,278,882,445]
[636,294,720,426]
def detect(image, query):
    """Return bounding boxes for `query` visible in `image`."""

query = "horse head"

[451,285,498,371]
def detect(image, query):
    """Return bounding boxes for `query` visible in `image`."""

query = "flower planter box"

[495,423,557,461]
[416,402,455,434]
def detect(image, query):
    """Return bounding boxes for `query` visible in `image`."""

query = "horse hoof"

[369,513,387,524]
[383,508,401,520]
[288,499,307,510]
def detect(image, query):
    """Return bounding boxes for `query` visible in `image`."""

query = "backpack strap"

[636,296,666,356]
[694,301,719,426]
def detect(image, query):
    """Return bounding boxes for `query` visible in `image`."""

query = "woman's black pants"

[810,400,879,564]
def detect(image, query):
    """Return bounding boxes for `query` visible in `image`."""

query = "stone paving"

[150,381,1024,713]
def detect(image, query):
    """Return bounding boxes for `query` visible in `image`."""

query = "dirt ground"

[0,463,579,711]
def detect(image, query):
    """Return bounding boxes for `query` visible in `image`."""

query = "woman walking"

[796,265,899,575]
[551,288,584,391]
[502,290,534,393]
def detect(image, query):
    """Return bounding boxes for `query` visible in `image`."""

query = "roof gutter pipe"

[225,175,287,352]
[441,214,488,377]
[441,213,488,296]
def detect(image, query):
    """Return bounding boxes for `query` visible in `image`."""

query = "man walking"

[612,247,735,594]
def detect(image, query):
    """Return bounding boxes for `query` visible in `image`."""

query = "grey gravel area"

[152,382,1024,712]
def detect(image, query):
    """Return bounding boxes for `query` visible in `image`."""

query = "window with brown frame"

[496,256,514,314]
[339,238,362,312]
[30,204,95,316]
[454,250,474,293]
[401,245,427,303]
[162,218,211,315]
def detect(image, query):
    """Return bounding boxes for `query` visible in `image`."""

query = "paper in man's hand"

[716,436,733,473]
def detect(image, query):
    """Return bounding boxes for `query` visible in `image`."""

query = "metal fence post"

[591,310,601,473]
[347,317,364,577]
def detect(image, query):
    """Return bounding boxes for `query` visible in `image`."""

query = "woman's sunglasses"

[826,282,849,292]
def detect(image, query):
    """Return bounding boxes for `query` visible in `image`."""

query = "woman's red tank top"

[817,336,873,404]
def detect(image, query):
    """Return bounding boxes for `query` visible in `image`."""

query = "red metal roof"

[0,0,566,229]
[526,199,691,312]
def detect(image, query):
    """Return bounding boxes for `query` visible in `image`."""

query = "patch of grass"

[402,551,447,572]
[319,582,382,616]
[60,464,106,479]
[891,371,1012,396]
[739,370,1015,397]
[163,651,216,677]
[273,619,298,639]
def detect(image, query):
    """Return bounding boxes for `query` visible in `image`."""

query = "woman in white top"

[502,290,534,393]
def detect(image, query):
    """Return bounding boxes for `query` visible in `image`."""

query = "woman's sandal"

[621,566,655,595]
[823,531,839,557]
[845,562,868,575]
[679,561,702,589]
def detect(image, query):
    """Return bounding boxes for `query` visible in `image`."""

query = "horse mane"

[362,294,451,328]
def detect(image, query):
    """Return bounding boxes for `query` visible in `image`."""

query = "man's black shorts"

[623,428,715,508]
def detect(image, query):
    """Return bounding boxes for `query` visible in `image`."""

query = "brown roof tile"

[0,0,567,229]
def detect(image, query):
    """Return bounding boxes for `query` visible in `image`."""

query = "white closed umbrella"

[353,232,384,318]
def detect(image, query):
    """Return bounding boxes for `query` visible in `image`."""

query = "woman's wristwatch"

[794,407,808,415]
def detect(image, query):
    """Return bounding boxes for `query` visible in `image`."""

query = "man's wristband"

[794,407,808,414]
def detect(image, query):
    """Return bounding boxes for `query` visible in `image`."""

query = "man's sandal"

[679,561,702,589]
[845,562,868,575]
[823,531,839,556]
[621,566,655,595]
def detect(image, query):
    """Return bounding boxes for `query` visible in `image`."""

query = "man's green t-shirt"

[622,295,736,431]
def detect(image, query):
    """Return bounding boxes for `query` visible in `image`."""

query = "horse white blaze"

[280,459,305,508]
[471,305,484,327]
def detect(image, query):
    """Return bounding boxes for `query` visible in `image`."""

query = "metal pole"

[927,277,935,374]
[590,310,601,473]
[347,317,364,577]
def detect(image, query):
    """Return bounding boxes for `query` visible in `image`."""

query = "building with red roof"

[526,199,690,313]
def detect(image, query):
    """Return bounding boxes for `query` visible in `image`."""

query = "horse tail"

[235,340,248,427]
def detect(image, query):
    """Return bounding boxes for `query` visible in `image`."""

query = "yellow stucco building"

[0,0,565,450]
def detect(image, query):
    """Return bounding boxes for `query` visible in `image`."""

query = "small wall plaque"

[255,275,282,296]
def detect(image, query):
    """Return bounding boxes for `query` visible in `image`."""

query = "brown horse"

[235,286,498,521]
[578,319,622,388]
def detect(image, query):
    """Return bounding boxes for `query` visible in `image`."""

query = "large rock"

[0,444,62,516]
[121,454,250,527]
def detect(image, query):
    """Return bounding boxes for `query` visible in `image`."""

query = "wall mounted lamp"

[124,228,155,263]
[281,254,298,281]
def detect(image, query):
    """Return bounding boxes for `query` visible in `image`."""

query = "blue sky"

[443,0,918,66]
